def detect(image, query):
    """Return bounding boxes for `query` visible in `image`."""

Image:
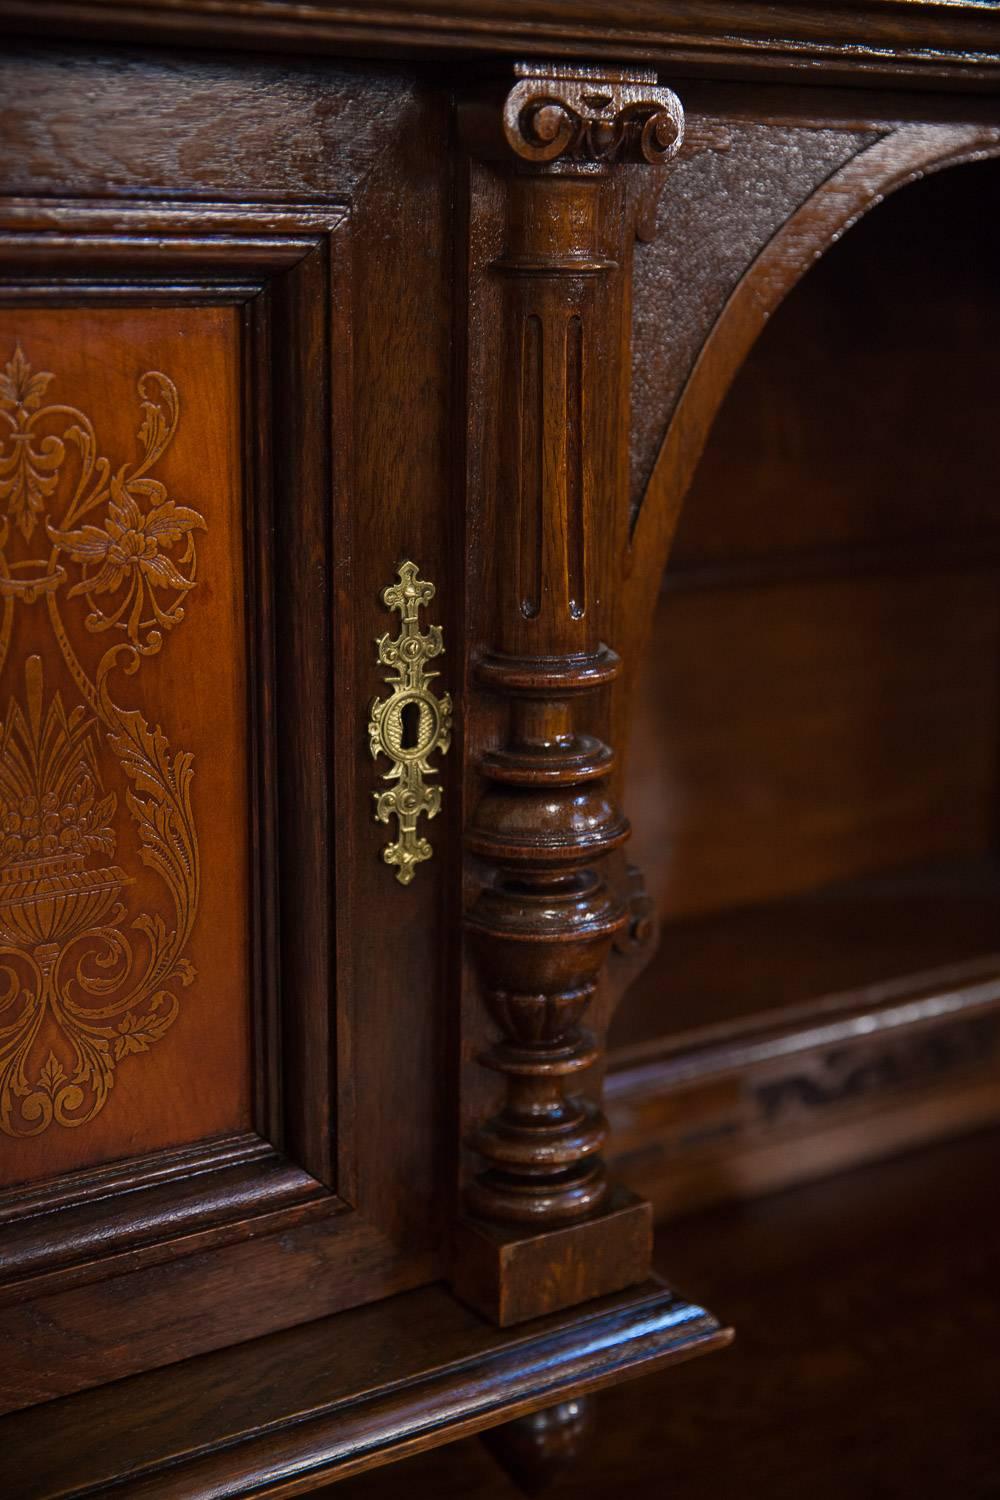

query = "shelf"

[605,857,1000,1217]
[0,1278,729,1499]
[611,855,1000,1060]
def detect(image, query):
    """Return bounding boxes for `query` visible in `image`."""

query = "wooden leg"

[483,1396,595,1496]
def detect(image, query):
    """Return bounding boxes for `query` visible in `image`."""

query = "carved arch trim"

[625,123,1000,629]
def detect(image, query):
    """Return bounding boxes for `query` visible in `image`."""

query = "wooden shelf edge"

[607,952,1000,1092]
[1,1,1000,89]
[2,1277,731,1499]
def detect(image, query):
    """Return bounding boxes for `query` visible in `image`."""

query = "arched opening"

[609,157,1000,1210]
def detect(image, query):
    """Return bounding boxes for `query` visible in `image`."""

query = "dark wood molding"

[2,2,1000,89]
[0,1134,327,1301]
[0,1276,730,1500]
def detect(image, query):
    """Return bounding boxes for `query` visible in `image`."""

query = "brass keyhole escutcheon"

[368,561,452,885]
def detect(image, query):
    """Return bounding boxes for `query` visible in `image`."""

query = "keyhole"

[400,701,421,750]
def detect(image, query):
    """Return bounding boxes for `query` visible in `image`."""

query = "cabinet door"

[0,50,455,1412]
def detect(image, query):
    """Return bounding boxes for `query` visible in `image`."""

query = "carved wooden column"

[455,64,684,1325]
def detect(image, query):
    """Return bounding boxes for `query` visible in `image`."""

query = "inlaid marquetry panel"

[0,306,250,1187]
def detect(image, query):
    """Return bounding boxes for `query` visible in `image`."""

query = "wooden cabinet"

[0,5,998,1494]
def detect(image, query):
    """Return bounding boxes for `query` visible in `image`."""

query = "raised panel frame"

[0,54,457,1412]
[0,199,357,1300]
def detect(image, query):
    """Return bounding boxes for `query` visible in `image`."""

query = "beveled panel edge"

[0,1135,335,1304]
[0,1129,273,1226]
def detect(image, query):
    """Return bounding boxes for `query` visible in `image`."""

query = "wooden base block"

[452,1188,653,1326]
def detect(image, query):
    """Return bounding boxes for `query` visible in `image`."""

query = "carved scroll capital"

[501,64,684,167]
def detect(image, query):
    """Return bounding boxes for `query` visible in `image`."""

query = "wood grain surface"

[621,154,1000,959]
[603,151,1000,1216]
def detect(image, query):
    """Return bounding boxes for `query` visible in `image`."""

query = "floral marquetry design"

[0,344,203,1137]
[49,474,204,647]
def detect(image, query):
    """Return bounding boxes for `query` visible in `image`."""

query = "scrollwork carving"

[502,64,684,166]
[0,343,203,1136]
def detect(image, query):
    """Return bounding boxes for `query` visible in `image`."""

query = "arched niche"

[617,122,1000,690]
[606,143,1000,1214]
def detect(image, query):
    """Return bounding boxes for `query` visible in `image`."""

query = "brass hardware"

[368,561,452,885]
